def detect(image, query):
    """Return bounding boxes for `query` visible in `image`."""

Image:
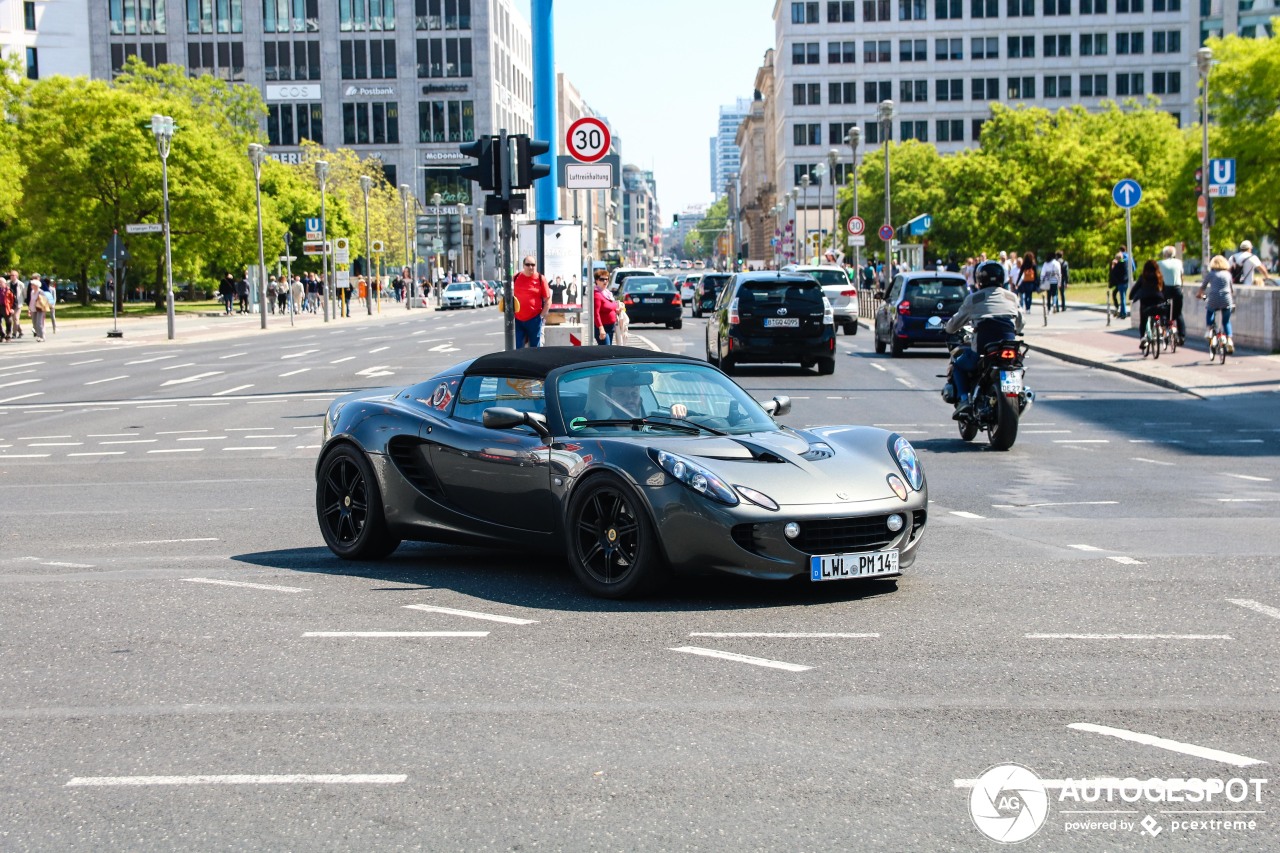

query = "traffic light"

[459,137,498,191]
[1194,167,1203,195]
[512,135,551,189]
[673,214,679,225]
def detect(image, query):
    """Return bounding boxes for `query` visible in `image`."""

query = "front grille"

[792,514,896,555]
[731,524,758,553]
[911,509,927,540]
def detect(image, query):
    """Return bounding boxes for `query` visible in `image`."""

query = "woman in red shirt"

[593,271,618,344]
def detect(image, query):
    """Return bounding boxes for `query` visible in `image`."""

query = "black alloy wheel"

[566,475,664,598]
[316,445,401,560]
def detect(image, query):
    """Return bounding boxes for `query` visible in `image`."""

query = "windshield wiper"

[641,414,729,436]
[570,417,704,435]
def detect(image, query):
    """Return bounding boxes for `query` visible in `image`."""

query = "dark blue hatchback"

[873,272,970,356]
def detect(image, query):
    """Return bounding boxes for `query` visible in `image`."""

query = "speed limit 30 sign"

[566,117,611,163]
[845,216,865,236]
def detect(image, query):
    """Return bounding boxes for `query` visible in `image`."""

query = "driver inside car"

[590,373,688,421]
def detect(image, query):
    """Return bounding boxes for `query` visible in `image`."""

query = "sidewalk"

[8,299,435,352]
[1021,303,1280,399]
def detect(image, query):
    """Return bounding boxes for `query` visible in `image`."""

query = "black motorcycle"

[941,329,1034,450]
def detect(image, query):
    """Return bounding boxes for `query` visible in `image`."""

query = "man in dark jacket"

[219,273,235,314]
[945,260,1025,417]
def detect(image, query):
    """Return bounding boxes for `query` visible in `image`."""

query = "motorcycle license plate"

[810,549,899,581]
[999,370,1024,394]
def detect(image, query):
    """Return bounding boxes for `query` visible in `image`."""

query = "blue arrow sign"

[1112,179,1142,209]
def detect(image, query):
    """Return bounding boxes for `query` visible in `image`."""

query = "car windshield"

[621,278,677,294]
[803,269,851,287]
[445,283,470,292]
[738,279,824,311]
[903,279,968,302]
[557,363,780,437]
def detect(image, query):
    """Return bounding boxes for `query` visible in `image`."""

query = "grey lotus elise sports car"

[316,346,928,598]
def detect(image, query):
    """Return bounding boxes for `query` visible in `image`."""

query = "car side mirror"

[482,407,551,440]
[762,395,791,417]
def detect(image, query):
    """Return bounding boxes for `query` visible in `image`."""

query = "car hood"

[651,428,906,506]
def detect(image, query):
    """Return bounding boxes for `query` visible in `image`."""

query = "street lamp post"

[811,165,827,262]
[827,149,840,261]
[150,114,177,340]
[799,173,811,262]
[878,99,895,291]
[456,201,468,279]
[316,160,331,322]
[787,188,798,264]
[248,143,268,330]
[399,183,413,309]
[431,191,443,286]
[1197,47,1213,269]
[359,175,374,316]
[846,127,862,273]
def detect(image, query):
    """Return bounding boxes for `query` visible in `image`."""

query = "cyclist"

[1197,254,1235,353]
[1156,246,1186,344]
[1127,260,1169,350]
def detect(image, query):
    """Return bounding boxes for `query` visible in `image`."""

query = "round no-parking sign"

[565,117,611,163]
[878,224,895,241]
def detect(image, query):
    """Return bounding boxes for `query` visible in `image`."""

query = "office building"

[710,96,750,198]
[1,0,90,79]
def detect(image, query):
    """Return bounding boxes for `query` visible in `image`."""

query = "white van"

[609,267,657,293]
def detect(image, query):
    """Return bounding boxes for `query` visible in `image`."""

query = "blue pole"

[531,0,557,220]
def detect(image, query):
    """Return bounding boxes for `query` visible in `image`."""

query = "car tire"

[890,337,906,357]
[565,474,666,599]
[721,354,737,375]
[844,321,858,336]
[316,444,401,560]
[817,357,835,375]
[874,334,887,354]
[672,319,682,330]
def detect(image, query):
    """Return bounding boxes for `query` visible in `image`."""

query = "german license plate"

[999,369,1023,394]
[764,317,800,328]
[810,549,899,581]
[643,297,664,304]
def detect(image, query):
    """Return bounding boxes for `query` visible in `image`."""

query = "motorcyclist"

[944,259,1024,418]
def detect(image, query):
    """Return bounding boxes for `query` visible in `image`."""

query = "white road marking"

[42,561,95,568]
[223,446,277,451]
[0,393,42,404]
[1053,439,1110,444]
[160,362,197,370]
[871,363,886,371]
[689,632,879,638]
[218,352,247,359]
[68,452,126,457]
[0,378,39,389]
[0,453,50,458]
[1224,473,1272,482]
[280,349,319,360]
[1217,498,1280,503]
[0,369,36,379]
[30,442,82,447]
[950,511,986,519]
[66,774,407,787]
[330,356,356,364]
[670,646,812,672]
[157,429,206,435]
[227,427,274,431]
[1210,439,1264,444]
[992,501,1119,509]
[88,433,139,438]
[303,631,488,638]
[84,375,128,386]
[135,538,218,544]
[100,439,157,445]
[1068,544,1105,552]
[125,355,177,365]
[70,358,103,366]
[279,368,310,377]
[19,434,71,440]
[137,404,178,408]
[1133,457,1175,466]
[1027,634,1232,640]
[296,445,321,449]
[1108,556,1145,565]
[894,377,914,387]
[213,384,254,396]
[162,372,224,386]
[1227,599,1280,622]
[248,434,293,439]
[1068,723,1266,767]
[148,448,203,454]
[184,578,307,593]
[369,346,390,353]
[403,604,538,625]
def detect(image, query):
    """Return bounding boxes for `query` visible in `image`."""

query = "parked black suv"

[692,273,731,318]
[705,272,836,375]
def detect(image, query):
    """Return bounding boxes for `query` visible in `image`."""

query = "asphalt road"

[1,305,1277,851]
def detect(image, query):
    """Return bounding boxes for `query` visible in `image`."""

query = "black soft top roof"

[464,346,699,379]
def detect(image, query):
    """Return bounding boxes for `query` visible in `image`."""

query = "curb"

[1026,341,1208,401]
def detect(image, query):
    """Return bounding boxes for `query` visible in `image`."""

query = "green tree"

[0,55,29,270]
[684,197,728,260]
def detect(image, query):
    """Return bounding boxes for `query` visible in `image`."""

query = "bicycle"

[1140,308,1170,359]
[1207,311,1229,365]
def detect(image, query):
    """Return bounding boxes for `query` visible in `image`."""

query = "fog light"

[784,522,801,540]
[886,513,904,533]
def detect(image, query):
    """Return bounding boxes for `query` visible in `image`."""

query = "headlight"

[893,436,923,491]
[735,485,779,511]
[652,450,739,506]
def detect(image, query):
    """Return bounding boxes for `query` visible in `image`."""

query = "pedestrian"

[28,272,50,341]
[1056,251,1070,308]
[291,275,304,314]
[0,276,11,341]
[1197,254,1235,353]
[278,276,289,314]
[219,273,235,314]
[1229,240,1276,286]
[1108,252,1129,318]
[1117,245,1135,316]
[266,276,279,314]
[235,272,249,314]
[592,269,618,345]
[512,255,551,348]
[1015,252,1039,311]
[1040,252,1062,313]
[1156,246,1186,343]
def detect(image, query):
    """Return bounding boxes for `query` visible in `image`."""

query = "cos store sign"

[266,83,321,101]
